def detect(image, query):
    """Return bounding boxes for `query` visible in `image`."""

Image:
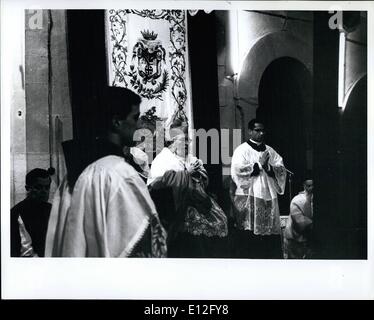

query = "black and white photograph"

[1,0,373,300]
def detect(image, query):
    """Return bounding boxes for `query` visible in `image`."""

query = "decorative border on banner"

[108,9,128,87]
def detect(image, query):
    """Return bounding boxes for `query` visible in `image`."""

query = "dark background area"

[258,56,312,213]
[187,11,223,201]
[67,10,108,141]
[312,12,367,259]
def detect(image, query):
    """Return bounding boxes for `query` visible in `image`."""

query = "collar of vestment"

[63,138,144,190]
[96,139,145,179]
[246,139,266,152]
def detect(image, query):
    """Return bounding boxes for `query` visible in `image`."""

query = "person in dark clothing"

[11,168,53,257]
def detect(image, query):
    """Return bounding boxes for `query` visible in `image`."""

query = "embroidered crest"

[129,30,169,100]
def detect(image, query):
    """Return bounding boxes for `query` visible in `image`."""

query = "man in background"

[11,168,53,257]
[284,179,314,259]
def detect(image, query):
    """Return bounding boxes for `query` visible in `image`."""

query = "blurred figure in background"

[284,179,314,259]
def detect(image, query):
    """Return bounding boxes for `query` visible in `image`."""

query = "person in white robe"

[231,119,286,258]
[148,127,228,257]
[284,179,313,259]
[45,87,167,257]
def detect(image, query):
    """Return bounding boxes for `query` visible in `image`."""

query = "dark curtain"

[67,10,107,141]
[187,11,223,202]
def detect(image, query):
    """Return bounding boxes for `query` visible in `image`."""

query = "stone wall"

[11,10,73,206]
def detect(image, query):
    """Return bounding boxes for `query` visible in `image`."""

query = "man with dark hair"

[102,86,142,135]
[231,119,286,258]
[45,87,167,257]
[11,168,53,257]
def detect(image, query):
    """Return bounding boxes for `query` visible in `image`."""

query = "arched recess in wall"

[237,31,312,213]
[237,31,312,138]
[257,57,312,214]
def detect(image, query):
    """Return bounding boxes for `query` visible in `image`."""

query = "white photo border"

[1,0,373,300]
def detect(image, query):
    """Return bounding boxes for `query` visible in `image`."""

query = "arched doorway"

[237,31,312,142]
[257,57,312,214]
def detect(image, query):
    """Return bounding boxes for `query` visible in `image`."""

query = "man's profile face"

[304,179,313,194]
[26,177,51,202]
[117,104,141,147]
[249,123,266,143]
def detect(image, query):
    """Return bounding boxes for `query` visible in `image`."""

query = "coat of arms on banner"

[105,9,193,139]
[129,30,168,100]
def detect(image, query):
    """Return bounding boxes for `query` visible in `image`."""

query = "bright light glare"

[338,31,346,109]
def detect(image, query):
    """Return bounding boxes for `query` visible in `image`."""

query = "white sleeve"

[268,147,287,195]
[231,146,255,190]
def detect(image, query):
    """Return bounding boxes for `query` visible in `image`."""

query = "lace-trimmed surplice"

[231,142,286,235]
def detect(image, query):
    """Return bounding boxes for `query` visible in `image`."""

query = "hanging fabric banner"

[105,9,193,141]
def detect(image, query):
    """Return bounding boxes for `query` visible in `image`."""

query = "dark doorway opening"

[257,57,312,214]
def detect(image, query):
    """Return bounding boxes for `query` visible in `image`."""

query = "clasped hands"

[258,150,270,171]
[188,159,203,174]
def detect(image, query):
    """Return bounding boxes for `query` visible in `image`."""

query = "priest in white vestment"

[45,87,167,258]
[231,119,286,258]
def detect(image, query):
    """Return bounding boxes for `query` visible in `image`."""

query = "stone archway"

[237,31,312,141]
[257,57,312,212]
